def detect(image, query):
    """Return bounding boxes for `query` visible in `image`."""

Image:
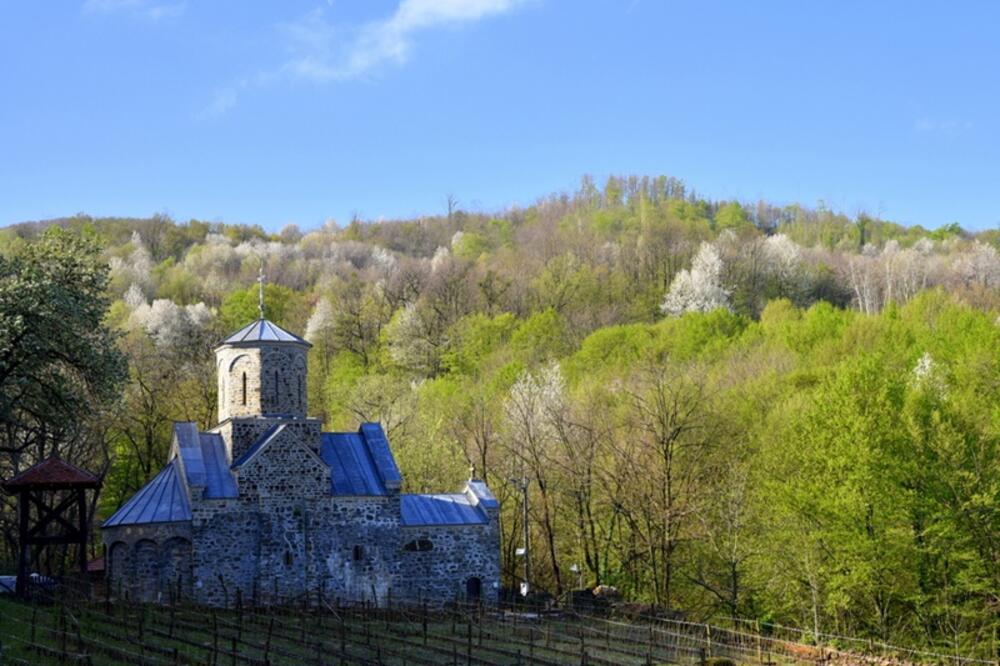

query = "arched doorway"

[465,576,482,603]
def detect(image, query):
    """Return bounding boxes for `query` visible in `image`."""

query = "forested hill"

[4,175,1000,657]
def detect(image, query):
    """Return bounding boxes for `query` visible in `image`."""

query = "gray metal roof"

[174,423,238,499]
[359,423,402,491]
[320,431,387,496]
[465,480,499,509]
[319,423,402,496]
[400,494,489,526]
[103,460,191,527]
[218,319,311,347]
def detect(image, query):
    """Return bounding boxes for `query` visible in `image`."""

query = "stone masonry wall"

[216,347,262,421]
[103,522,193,604]
[233,426,328,500]
[258,345,307,416]
[189,495,402,606]
[213,417,321,463]
[216,343,308,423]
[395,519,501,605]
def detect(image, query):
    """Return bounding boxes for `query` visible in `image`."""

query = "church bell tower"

[214,265,312,423]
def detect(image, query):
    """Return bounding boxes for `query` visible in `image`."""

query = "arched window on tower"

[241,372,247,406]
[298,376,303,410]
[274,369,279,405]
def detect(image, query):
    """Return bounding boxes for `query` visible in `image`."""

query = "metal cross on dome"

[257,260,266,319]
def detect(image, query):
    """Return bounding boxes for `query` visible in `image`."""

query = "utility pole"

[511,476,530,597]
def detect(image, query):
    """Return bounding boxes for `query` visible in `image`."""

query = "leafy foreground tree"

[0,228,128,565]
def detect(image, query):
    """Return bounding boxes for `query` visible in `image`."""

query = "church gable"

[233,424,329,499]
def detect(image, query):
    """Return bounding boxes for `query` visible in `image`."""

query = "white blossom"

[370,246,397,273]
[762,234,803,284]
[305,298,335,343]
[386,304,436,372]
[123,283,146,310]
[130,298,216,350]
[951,241,1000,288]
[430,246,451,274]
[661,242,731,316]
[504,363,566,445]
[912,351,947,396]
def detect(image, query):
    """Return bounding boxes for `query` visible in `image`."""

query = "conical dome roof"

[217,318,311,347]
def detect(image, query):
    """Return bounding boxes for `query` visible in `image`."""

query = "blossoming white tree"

[661,242,730,316]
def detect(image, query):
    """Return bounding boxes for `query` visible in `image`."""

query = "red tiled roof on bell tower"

[2,457,100,491]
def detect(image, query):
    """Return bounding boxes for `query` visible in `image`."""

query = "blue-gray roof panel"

[174,422,205,486]
[219,319,310,346]
[200,433,238,498]
[400,494,489,527]
[466,480,499,509]
[103,460,191,528]
[320,432,387,496]
[360,423,402,490]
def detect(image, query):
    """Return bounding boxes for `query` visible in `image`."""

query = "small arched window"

[403,539,434,552]
[241,372,247,406]
[274,369,279,404]
[352,545,364,561]
[284,550,293,566]
[298,376,303,409]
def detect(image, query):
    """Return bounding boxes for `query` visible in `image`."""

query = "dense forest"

[3,175,1000,657]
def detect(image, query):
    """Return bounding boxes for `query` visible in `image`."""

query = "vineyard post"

[339,612,345,657]
[230,636,236,666]
[755,618,762,663]
[59,603,67,662]
[265,617,273,664]
[211,610,219,666]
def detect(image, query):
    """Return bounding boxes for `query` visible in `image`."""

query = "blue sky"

[1,1,998,231]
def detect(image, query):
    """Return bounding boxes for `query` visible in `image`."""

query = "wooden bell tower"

[2,458,100,598]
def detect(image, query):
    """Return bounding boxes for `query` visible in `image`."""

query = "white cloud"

[83,0,184,21]
[198,87,239,121]
[283,0,525,82]
[913,117,973,135]
[197,0,524,119]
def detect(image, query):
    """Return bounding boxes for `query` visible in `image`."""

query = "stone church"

[102,316,500,606]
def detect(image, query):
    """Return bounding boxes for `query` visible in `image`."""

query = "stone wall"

[216,347,262,421]
[105,490,501,607]
[215,343,308,422]
[234,427,329,500]
[188,495,403,606]
[215,343,308,423]
[213,416,321,463]
[395,521,501,605]
[103,522,193,603]
[258,346,307,416]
